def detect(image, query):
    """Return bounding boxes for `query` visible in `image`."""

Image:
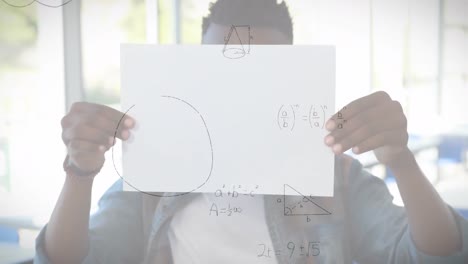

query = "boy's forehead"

[202,23,291,45]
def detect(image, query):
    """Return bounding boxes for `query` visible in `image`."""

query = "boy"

[35,0,467,263]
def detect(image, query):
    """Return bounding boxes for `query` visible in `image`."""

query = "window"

[0,3,65,237]
[442,0,467,123]
[1,0,466,249]
[81,0,147,105]
[80,0,148,212]
[287,0,371,109]
[0,0,150,244]
[371,0,441,133]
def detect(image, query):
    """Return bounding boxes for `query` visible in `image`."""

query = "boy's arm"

[41,174,94,264]
[326,91,462,255]
[345,158,468,263]
[388,147,461,255]
[35,102,140,263]
[35,179,146,264]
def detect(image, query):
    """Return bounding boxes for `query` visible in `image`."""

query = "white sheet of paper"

[120,44,335,197]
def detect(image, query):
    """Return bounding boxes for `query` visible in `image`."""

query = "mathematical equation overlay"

[258,241,321,259]
[277,104,329,131]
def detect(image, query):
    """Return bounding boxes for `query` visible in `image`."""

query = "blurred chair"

[385,134,468,183]
[436,135,468,186]
[384,134,440,183]
[0,225,19,244]
[457,208,468,220]
[438,135,468,167]
[0,226,35,264]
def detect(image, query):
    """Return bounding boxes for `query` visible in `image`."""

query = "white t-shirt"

[168,193,277,263]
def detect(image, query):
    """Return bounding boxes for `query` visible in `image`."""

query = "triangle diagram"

[283,184,331,216]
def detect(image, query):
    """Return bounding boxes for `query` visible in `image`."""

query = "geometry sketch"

[111,95,214,197]
[1,0,73,8]
[222,25,252,59]
[283,184,331,216]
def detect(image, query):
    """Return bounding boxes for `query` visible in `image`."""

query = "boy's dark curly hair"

[202,0,293,43]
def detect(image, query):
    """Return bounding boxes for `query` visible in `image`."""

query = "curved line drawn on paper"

[111,96,214,197]
[1,0,73,8]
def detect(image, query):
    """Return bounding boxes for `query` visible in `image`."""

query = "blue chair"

[0,225,19,243]
[438,135,468,165]
[385,134,467,183]
[0,226,35,264]
[457,208,468,220]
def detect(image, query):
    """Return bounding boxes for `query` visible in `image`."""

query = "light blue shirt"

[34,156,468,263]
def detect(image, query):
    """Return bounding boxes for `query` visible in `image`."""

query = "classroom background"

[0,0,467,263]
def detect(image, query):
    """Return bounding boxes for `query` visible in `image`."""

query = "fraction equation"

[257,241,320,259]
[277,104,329,131]
[332,106,347,129]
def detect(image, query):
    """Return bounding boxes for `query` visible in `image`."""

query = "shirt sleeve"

[34,179,145,264]
[347,159,468,264]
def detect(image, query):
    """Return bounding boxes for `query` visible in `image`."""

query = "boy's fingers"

[68,139,105,154]
[71,102,135,128]
[62,124,112,147]
[98,105,135,128]
[326,100,404,146]
[326,91,391,130]
[325,103,387,145]
[352,130,408,154]
[329,113,405,154]
[86,114,131,140]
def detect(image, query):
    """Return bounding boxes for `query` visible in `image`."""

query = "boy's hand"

[61,102,134,174]
[324,91,409,167]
